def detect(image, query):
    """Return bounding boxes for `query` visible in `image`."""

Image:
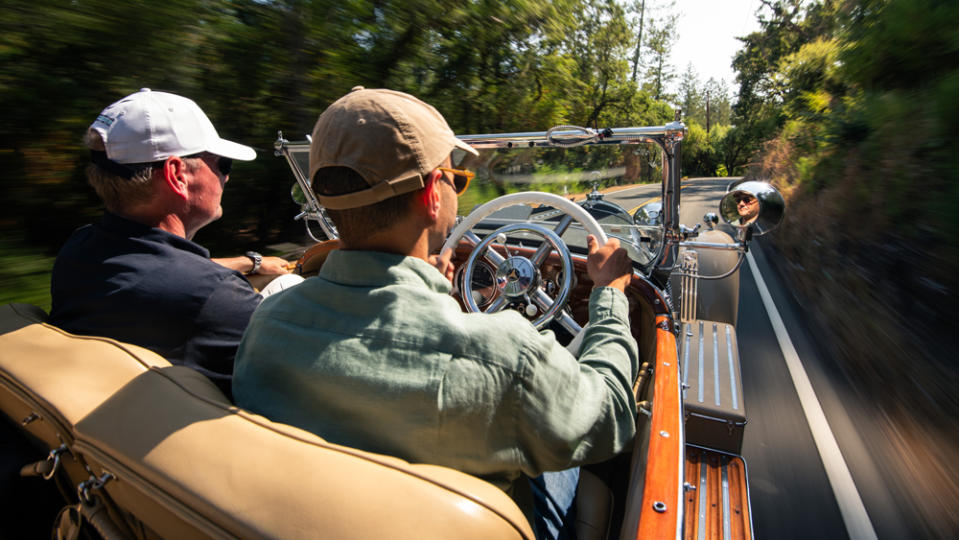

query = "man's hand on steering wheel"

[429,250,455,284]
[587,235,632,293]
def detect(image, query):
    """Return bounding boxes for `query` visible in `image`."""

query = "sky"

[666,0,764,92]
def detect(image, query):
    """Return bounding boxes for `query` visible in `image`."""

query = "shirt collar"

[100,212,211,258]
[319,250,452,294]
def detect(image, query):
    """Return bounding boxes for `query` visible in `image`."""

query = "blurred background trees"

[734,3,959,532]
[0,0,690,261]
[1,0,956,349]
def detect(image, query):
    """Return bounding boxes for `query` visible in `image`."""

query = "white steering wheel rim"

[441,191,609,257]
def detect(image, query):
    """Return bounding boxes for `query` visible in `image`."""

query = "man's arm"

[213,255,293,276]
[511,235,640,473]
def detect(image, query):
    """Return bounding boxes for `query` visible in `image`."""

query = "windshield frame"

[275,123,687,281]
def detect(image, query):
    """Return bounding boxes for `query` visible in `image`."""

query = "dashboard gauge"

[468,261,497,308]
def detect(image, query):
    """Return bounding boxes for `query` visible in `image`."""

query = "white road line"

[746,248,878,540]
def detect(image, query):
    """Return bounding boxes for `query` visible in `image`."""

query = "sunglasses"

[186,152,233,177]
[437,167,475,195]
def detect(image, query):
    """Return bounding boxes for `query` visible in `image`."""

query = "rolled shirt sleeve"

[514,286,640,475]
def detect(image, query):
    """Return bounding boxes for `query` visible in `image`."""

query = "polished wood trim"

[634,315,684,540]
[684,446,752,540]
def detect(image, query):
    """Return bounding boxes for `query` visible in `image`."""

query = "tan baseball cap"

[309,87,478,210]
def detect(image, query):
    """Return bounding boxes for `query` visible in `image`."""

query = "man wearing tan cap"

[233,87,639,539]
[49,89,300,398]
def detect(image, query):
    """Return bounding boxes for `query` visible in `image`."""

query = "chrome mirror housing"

[719,181,785,236]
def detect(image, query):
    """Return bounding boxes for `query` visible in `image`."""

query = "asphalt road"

[599,179,919,540]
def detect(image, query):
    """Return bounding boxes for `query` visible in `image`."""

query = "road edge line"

[746,248,878,540]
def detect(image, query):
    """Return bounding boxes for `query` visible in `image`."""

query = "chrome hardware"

[544,281,556,295]
[680,250,699,323]
[680,224,701,238]
[43,445,69,481]
[637,401,652,416]
[21,412,39,426]
[78,472,114,506]
[653,501,668,513]
[684,482,697,492]
[703,212,719,229]
[495,233,513,258]
[660,430,670,438]
[674,241,748,281]
[275,131,338,241]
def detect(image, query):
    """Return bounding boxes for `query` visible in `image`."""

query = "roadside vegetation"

[731,1,959,534]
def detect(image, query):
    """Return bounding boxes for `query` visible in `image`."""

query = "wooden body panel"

[683,446,752,540]
[633,315,685,540]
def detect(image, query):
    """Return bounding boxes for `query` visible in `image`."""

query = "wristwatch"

[245,251,262,275]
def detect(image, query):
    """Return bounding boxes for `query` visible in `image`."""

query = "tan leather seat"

[0,303,534,539]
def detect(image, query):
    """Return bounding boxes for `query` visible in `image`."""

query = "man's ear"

[420,169,443,220]
[161,157,189,200]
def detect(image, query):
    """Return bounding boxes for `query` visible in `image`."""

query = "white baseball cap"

[90,88,256,164]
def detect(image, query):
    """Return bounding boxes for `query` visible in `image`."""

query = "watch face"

[246,251,262,273]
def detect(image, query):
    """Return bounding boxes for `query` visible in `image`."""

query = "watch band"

[245,251,262,275]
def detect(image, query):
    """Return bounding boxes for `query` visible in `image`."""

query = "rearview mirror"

[719,181,785,236]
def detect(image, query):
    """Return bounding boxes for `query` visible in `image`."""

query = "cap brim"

[453,138,479,156]
[207,138,257,161]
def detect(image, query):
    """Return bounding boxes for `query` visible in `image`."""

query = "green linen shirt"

[233,249,639,495]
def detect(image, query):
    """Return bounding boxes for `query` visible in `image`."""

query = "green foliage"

[732,0,959,413]
[841,0,959,91]
[0,0,685,265]
[0,243,54,312]
[776,38,843,120]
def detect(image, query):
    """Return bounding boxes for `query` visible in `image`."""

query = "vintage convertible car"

[0,119,784,539]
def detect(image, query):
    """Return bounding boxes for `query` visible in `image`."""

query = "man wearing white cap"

[233,87,639,539]
[49,89,299,397]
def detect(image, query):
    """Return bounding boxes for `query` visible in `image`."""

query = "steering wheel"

[440,192,608,335]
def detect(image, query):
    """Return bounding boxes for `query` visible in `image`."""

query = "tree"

[677,64,702,123]
[640,10,677,101]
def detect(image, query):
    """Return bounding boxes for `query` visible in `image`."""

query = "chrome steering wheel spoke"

[531,215,573,267]
[484,294,508,314]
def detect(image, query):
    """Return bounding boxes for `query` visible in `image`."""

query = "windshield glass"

[453,143,665,266]
[282,138,667,266]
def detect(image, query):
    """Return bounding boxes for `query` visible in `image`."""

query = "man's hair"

[313,166,419,243]
[84,129,202,213]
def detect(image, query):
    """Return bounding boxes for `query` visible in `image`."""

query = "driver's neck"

[340,223,433,263]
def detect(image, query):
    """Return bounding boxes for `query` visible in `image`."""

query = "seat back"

[0,303,534,539]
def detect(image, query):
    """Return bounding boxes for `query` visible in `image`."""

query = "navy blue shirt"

[49,213,261,396]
